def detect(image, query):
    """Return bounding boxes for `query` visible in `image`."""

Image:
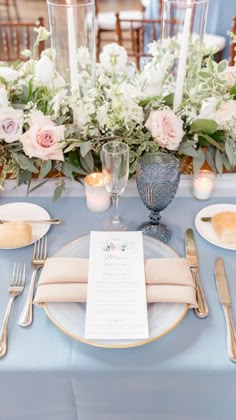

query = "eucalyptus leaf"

[80,141,92,158]
[80,151,94,173]
[14,154,38,174]
[192,148,205,173]
[39,160,52,179]
[214,149,223,174]
[53,183,65,202]
[217,60,228,73]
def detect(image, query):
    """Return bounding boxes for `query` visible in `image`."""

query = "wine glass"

[101,141,129,231]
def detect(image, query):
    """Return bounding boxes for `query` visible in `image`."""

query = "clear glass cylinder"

[47,0,96,90]
[161,0,208,111]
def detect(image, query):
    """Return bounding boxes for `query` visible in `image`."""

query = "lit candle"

[173,0,192,112]
[84,173,111,213]
[66,0,78,89]
[193,170,215,200]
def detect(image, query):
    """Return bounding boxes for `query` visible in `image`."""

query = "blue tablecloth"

[0,191,236,420]
[146,0,236,59]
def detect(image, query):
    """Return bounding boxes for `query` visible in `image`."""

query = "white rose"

[100,43,128,74]
[35,55,54,86]
[0,67,18,82]
[0,107,23,143]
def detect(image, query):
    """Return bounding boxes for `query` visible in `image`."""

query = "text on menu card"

[85,231,149,340]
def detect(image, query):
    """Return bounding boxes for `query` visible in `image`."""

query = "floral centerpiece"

[0,27,236,199]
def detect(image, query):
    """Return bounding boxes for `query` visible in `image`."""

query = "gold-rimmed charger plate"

[43,235,189,348]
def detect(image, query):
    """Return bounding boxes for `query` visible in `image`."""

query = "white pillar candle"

[66,0,78,89]
[173,0,192,112]
[193,170,215,200]
[84,173,111,213]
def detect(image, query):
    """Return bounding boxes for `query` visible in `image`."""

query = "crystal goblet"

[136,152,181,243]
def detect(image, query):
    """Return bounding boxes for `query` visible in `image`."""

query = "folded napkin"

[34,257,197,307]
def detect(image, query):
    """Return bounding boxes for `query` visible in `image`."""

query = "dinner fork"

[0,263,25,358]
[18,236,47,327]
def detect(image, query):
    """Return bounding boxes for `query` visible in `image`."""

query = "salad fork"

[18,236,47,327]
[0,262,26,358]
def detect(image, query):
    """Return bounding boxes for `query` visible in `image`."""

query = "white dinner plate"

[0,202,51,249]
[43,235,189,349]
[195,203,236,250]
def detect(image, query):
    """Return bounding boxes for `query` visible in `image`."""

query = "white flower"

[35,55,54,86]
[100,43,128,74]
[20,49,32,58]
[0,67,18,82]
[215,100,236,124]
[34,26,50,42]
[97,103,109,128]
[220,66,236,90]
[139,66,164,96]
[0,107,23,143]
[0,87,8,107]
[198,97,220,120]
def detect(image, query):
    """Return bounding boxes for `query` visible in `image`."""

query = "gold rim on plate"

[42,235,189,349]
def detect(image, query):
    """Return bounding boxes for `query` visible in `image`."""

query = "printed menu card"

[85,231,149,340]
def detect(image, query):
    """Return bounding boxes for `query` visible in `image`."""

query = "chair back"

[115,13,161,69]
[0,0,20,21]
[229,16,236,66]
[0,17,45,62]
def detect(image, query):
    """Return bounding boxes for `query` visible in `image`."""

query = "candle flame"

[66,0,71,4]
[187,0,191,6]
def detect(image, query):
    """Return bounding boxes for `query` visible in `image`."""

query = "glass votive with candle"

[84,173,110,213]
[193,170,216,200]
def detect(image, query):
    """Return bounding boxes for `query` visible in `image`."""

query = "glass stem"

[111,194,120,225]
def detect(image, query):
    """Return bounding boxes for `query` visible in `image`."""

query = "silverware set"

[185,228,236,363]
[0,236,48,358]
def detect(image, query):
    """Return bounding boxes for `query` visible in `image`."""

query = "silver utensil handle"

[0,296,14,358]
[0,218,61,225]
[18,268,38,327]
[222,304,236,362]
[192,268,209,318]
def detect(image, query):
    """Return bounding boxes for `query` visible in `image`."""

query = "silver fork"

[0,263,26,358]
[18,236,47,327]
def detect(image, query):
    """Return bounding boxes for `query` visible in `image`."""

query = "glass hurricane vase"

[136,152,181,243]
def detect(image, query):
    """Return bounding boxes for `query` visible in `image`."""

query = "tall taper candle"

[173,0,192,112]
[66,0,78,89]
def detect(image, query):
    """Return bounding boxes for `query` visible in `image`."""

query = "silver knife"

[185,228,209,318]
[0,218,62,225]
[214,257,236,363]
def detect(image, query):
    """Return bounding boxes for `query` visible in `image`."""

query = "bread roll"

[212,212,236,244]
[0,222,32,247]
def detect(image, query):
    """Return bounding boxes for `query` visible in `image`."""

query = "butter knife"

[185,228,209,318]
[214,257,236,363]
[0,218,61,225]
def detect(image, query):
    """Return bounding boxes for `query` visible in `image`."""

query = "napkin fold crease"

[34,257,197,308]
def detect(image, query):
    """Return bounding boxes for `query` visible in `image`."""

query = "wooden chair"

[115,12,161,69]
[95,0,145,60]
[0,0,20,21]
[0,17,45,62]
[229,16,236,66]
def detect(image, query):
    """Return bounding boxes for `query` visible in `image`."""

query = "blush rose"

[20,110,64,161]
[145,109,184,151]
[0,107,23,143]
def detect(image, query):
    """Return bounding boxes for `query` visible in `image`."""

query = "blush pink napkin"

[33,257,197,307]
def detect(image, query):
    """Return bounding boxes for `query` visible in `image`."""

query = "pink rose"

[221,66,236,90]
[215,100,236,124]
[20,110,64,161]
[145,109,184,151]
